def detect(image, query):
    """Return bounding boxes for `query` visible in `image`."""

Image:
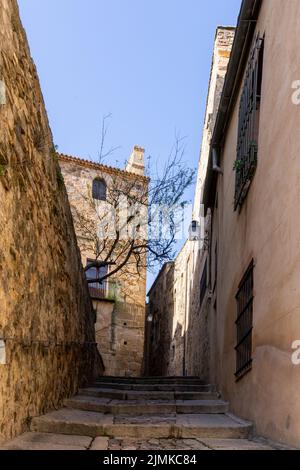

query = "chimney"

[126,146,145,176]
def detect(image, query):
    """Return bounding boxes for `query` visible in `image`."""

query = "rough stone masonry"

[0,0,102,441]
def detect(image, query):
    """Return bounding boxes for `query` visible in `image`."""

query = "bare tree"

[71,133,195,284]
[98,114,121,164]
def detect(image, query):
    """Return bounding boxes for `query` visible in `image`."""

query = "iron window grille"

[213,242,218,292]
[235,260,254,380]
[200,259,208,307]
[234,36,264,210]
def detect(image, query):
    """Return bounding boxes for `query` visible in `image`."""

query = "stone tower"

[126,146,145,176]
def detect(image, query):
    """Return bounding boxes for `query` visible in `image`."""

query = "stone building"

[202,0,300,447]
[147,0,300,448]
[146,262,175,376]
[146,26,235,379]
[0,0,102,442]
[59,148,148,377]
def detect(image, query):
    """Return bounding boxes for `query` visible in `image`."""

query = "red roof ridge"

[58,153,149,182]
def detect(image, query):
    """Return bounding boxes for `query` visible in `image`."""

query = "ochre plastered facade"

[148,0,300,449]
[206,0,300,447]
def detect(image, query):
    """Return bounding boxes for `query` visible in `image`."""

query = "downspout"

[212,148,223,174]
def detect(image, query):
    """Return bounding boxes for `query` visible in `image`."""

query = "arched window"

[92,178,106,201]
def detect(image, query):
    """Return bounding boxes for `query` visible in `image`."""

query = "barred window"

[235,261,254,380]
[213,242,218,292]
[234,36,264,210]
[92,178,107,201]
[200,259,208,307]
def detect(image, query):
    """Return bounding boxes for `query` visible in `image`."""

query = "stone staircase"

[1,377,276,450]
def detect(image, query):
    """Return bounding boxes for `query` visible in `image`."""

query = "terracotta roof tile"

[58,153,149,183]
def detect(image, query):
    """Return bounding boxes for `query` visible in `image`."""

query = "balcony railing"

[88,279,118,301]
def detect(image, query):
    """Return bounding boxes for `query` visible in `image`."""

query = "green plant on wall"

[233,158,245,172]
[56,164,64,189]
[50,144,59,158]
[0,164,7,177]
[49,145,64,189]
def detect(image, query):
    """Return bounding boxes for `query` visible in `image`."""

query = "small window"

[92,178,106,201]
[234,36,264,210]
[235,261,254,380]
[85,260,108,287]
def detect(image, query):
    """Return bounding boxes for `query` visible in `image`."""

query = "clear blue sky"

[18,0,241,288]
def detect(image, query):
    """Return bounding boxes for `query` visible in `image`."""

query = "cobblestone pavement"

[104,437,276,451]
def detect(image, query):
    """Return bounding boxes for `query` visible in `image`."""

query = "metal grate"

[234,36,264,210]
[88,280,117,301]
[235,260,254,380]
[200,259,208,307]
[85,260,117,300]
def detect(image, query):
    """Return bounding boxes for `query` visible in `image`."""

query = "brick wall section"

[0,0,102,441]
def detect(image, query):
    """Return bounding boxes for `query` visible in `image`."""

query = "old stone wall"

[146,263,174,376]
[0,0,102,441]
[59,156,147,377]
[146,28,234,380]
[172,28,234,380]
[94,300,145,376]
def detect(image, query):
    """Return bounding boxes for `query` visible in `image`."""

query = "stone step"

[1,434,276,451]
[79,387,219,401]
[30,408,252,440]
[101,376,200,379]
[97,376,205,385]
[1,432,93,451]
[64,396,229,415]
[90,382,216,392]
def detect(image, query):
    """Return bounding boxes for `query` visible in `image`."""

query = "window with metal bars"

[235,260,254,380]
[200,259,208,307]
[92,178,107,201]
[234,36,264,210]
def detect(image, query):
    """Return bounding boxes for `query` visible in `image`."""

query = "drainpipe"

[183,256,190,377]
[212,148,223,174]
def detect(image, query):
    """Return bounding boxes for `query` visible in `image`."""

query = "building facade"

[0,0,102,441]
[147,0,300,448]
[59,148,148,377]
[146,26,235,379]
[202,0,300,447]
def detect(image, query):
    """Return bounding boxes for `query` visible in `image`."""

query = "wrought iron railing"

[88,279,118,301]
[200,259,208,307]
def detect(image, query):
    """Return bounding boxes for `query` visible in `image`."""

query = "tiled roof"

[58,153,149,183]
